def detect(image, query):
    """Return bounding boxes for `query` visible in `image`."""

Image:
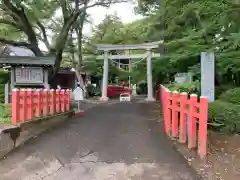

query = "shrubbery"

[215,85,234,99]
[0,103,11,124]
[208,100,240,133]
[0,69,9,103]
[218,87,240,105]
[167,81,200,95]
[0,84,4,103]
[207,87,240,134]
[0,69,9,84]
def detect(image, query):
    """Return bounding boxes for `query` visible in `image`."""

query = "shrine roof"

[0,45,54,67]
[0,56,55,67]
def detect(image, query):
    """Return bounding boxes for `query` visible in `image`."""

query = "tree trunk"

[49,11,82,81]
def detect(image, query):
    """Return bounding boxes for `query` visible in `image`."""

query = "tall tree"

[133,0,240,85]
[0,0,126,81]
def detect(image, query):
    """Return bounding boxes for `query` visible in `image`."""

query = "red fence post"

[198,97,208,159]
[160,86,167,130]
[12,89,19,125]
[56,89,60,113]
[20,89,27,123]
[171,91,179,137]
[27,89,34,121]
[49,89,55,115]
[179,92,188,143]
[42,89,48,116]
[35,89,42,118]
[60,89,65,112]
[188,94,198,149]
[165,91,172,136]
[65,89,70,111]
[160,85,171,135]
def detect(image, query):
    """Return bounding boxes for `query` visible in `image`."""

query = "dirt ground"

[174,132,240,180]
[151,103,240,180]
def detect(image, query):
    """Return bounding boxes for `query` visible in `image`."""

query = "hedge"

[218,87,240,105]
[0,103,11,124]
[0,84,4,103]
[166,81,200,95]
[215,85,235,99]
[208,100,240,133]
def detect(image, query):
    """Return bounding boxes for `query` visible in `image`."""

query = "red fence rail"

[160,85,208,159]
[12,89,71,126]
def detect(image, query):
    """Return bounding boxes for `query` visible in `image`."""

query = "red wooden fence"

[160,85,208,159]
[12,89,71,126]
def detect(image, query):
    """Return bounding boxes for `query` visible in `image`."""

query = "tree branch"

[85,0,128,9]
[0,38,31,47]
[36,20,50,49]
[59,0,69,21]
[0,18,23,30]
[2,0,43,56]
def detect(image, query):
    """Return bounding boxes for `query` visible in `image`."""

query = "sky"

[40,1,142,50]
[84,1,142,35]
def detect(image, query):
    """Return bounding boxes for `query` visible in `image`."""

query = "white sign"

[174,73,192,84]
[120,93,131,102]
[201,52,215,102]
[15,67,43,84]
[73,87,83,101]
[132,84,137,95]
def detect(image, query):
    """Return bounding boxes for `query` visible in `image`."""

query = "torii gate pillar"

[100,50,109,101]
[145,49,155,101]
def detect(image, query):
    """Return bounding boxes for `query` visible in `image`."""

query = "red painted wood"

[165,91,172,136]
[198,97,208,159]
[49,89,55,115]
[188,95,198,149]
[20,90,27,123]
[60,90,65,112]
[11,89,19,125]
[159,85,209,159]
[171,91,179,137]
[35,89,42,118]
[179,92,188,143]
[56,90,60,113]
[27,89,34,121]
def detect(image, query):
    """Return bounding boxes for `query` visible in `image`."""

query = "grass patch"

[0,103,11,124]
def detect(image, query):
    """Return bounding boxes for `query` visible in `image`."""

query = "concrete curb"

[0,112,73,160]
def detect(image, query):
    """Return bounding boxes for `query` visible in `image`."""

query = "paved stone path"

[0,100,202,180]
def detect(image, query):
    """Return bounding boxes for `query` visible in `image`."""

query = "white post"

[145,49,155,101]
[129,58,131,88]
[4,83,9,104]
[201,52,215,102]
[10,67,15,89]
[100,50,109,101]
[43,68,49,89]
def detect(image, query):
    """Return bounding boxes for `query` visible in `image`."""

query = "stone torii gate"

[95,42,161,101]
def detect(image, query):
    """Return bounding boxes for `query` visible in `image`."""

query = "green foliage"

[0,69,9,84]
[167,81,200,95]
[0,104,11,124]
[0,84,5,103]
[0,69,8,103]
[133,0,240,86]
[219,88,240,105]
[208,100,240,134]
[215,85,235,99]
